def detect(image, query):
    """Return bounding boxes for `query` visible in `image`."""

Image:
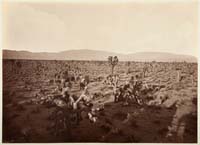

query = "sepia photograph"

[1,0,198,143]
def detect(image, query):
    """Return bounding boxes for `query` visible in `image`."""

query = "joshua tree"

[187,64,195,85]
[142,65,148,78]
[108,56,119,75]
[126,61,131,74]
[148,63,153,72]
[176,67,181,82]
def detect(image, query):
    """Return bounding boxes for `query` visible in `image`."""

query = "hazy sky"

[2,0,198,56]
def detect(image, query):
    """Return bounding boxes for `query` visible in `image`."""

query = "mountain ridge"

[2,49,197,62]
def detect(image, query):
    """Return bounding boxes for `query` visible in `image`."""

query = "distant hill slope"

[2,49,197,62]
[125,52,197,62]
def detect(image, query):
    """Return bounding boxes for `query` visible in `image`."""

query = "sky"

[2,0,199,56]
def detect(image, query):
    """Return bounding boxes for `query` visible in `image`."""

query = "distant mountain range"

[2,49,197,62]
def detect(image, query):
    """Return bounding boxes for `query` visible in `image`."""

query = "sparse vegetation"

[3,59,197,143]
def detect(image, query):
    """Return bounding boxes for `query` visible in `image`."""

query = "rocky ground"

[2,60,197,143]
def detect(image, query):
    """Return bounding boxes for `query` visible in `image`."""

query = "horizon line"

[2,48,197,58]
